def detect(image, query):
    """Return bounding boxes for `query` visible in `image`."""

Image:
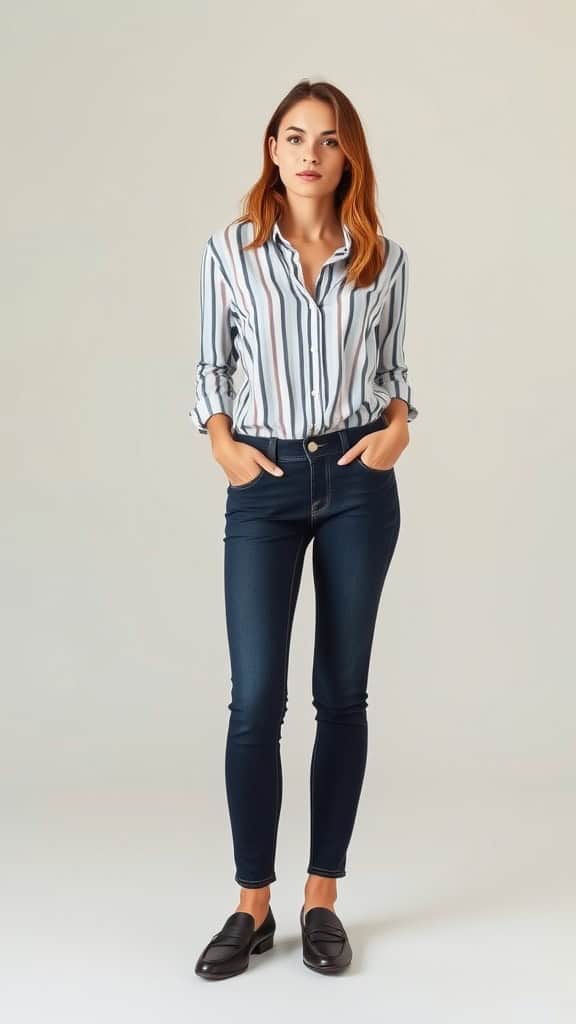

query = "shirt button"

[311,390,316,396]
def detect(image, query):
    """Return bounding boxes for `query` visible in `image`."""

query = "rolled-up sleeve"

[374,248,418,422]
[188,236,239,434]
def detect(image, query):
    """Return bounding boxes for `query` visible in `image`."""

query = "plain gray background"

[2,1,574,1020]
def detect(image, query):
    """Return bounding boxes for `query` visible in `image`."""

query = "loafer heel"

[252,933,274,954]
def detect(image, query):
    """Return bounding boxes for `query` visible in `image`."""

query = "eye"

[286,135,339,147]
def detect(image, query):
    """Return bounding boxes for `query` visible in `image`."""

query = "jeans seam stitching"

[270,533,307,878]
[308,559,322,872]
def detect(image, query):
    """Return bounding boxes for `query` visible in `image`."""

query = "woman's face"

[269,98,347,202]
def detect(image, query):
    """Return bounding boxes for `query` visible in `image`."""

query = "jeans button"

[307,440,319,452]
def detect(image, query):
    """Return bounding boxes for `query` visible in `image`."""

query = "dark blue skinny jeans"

[223,415,401,887]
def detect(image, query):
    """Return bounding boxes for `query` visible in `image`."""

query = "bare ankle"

[238,884,270,902]
[236,885,271,927]
[304,873,337,910]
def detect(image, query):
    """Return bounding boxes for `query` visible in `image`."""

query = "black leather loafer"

[300,904,352,973]
[195,907,275,980]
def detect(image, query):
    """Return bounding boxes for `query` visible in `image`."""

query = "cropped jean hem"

[235,873,276,888]
[306,865,346,878]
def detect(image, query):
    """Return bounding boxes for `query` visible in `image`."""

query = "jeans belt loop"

[337,428,349,454]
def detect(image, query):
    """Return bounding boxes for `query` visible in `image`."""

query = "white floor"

[3,784,574,1024]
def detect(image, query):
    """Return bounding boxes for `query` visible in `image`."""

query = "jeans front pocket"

[227,467,266,490]
[356,454,394,476]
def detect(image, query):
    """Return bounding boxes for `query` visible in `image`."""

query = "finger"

[236,442,284,477]
[259,458,284,477]
[336,446,362,466]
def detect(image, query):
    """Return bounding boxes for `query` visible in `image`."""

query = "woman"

[189,78,418,979]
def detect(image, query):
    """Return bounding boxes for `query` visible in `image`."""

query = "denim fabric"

[222,415,401,887]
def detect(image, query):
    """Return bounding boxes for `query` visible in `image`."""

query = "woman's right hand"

[213,437,284,487]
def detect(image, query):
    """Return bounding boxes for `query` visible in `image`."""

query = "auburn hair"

[232,79,389,289]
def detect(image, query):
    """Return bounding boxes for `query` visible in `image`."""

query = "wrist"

[212,435,236,459]
[207,413,235,451]
[383,400,409,431]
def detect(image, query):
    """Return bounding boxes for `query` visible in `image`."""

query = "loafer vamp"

[201,912,255,964]
[196,909,275,978]
[301,906,352,970]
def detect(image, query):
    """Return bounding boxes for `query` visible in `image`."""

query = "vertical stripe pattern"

[188,218,418,437]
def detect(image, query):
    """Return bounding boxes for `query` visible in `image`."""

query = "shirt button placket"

[309,287,323,435]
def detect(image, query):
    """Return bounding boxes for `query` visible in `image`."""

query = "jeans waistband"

[232,415,387,461]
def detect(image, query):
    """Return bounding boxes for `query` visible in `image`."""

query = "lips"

[297,172,321,179]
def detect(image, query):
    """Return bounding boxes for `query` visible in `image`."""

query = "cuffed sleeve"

[374,248,418,422]
[188,236,239,434]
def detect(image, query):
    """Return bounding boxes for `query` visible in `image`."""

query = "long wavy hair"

[233,79,388,288]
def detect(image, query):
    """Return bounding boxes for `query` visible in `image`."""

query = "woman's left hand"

[336,420,410,470]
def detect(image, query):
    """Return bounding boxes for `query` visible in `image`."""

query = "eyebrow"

[284,126,337,135]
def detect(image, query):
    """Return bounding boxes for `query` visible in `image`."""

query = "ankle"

[304,874,337,910]
[236,886,270,928]
[238,884,270,901]
[237,886,270,911]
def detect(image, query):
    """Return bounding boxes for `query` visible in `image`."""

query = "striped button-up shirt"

[188,217,418,437]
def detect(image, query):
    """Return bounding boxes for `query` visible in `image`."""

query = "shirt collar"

[272,217,351,256]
